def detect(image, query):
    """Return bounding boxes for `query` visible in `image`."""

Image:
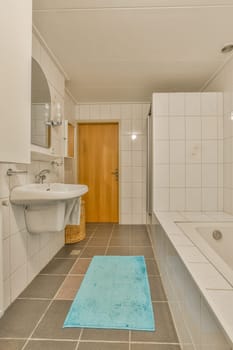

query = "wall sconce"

[231,111,233,121]
[131,134,137,140]
[45,102,63,126]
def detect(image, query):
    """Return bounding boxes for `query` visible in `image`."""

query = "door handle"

[111,169,118,176]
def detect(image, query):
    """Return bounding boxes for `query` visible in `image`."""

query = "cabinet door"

[0,0,32,163]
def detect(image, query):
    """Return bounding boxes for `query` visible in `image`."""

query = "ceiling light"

[221,44,233,54]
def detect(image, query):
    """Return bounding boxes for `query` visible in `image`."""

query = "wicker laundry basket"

[65,199,86,244]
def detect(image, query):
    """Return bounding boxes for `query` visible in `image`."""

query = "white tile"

[202,164,218,187]
[207,290,233,344]
[3,238,10,280]
[10,204,26,235]
[120,104,132,119]
[170,141,185,163]
[89,104,100,119]
[100,104,111,119]
[132,214,143,224]
[111,104,121,119]
[153,93,169,116]
[155,164,170,187]
[154,188,170,210]
[223,138,232,163]
[2,202,10,239]
[132,104,143,119]
[120,135,131,150]
[202,117,218,139]
[132,119,143,134]
[186,188,202,211]
[154,117,169,139]
[186,141,202,163]
[121,182,132,198]
[186,164,202,187]
[188,263,231,289]
[79,105,90,119]
[10,231,27,273]
[201,93,218,115]
[131,167,143,182]
[169,93,185,116]
[186,117,201,139]
[0,164,10,198]
[121,151,131,166]
[154,140,169,163]
[170,164,185,187]
[27,230,41,258]
[11,263,27,300]
[202,188,218,211]
[121,119,131,134]
[202,141,218,163]
[201,298,231,350]
[176,246,208,263]
[170,188,185,210]
[120,214,132,224]
[170,117,185,139]
[121,198,132,214]
[131,135,143,151]
[132,198,143,214]
[132,151,143,166]
[3,278,11,310]
[131,182,143,198]
[185,93,201,116]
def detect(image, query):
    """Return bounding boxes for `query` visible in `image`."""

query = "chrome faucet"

[35,169,50,184]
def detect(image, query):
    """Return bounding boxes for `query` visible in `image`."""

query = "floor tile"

[131,302,178,343]
[19,275,65,299]
[80,246,106,258]
[0,339,26,350]
[87,238,109,246]
[24,340,77,350]
[0,299,50,338]
[145,259,160,276]
[148,276,167,301]
[131,345,181,350]
[56,275,84,300]
[40,259,76,275]
[109,236,130,246]
[32,300,81,340]
[81,328,129,341]
[130,232,151,246]
[106,246,130,255]
[130,246,154,258]
[70,259,92,274]
[78,342,128,350]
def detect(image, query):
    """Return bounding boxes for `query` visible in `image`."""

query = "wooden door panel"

[78,123,119,222]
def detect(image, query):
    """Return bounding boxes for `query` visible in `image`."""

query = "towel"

[64,197,81,226]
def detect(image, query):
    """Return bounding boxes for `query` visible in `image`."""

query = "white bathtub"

[177,222,233,288]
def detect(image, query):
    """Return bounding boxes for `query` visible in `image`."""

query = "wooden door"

[78,123,119,223]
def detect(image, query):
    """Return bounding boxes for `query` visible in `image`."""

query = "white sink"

[10,183,88,233]
[10,183,88,205]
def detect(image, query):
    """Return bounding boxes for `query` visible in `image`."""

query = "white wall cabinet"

[0,0,32,163]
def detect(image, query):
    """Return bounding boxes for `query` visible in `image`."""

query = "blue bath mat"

[63,256,155,331]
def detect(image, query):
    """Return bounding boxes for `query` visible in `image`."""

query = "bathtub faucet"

[35,169,50,184]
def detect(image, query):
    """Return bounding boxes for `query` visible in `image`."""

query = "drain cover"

[70,250,81,256]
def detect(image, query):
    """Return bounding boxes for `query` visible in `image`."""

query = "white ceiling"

[33,0,233,102]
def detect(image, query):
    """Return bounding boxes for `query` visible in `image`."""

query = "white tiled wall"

[153,92,223,211]
[0,162,64,309]
[64,92,76,184]
[203,55,233,215]
[75,103,150,224]
[0,32,66,311]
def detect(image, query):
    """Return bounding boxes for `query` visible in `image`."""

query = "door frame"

[77,120,120,222]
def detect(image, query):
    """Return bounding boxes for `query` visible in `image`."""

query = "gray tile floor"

[0,224,181,350]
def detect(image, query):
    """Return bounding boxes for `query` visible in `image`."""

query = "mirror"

[31,58,51,148]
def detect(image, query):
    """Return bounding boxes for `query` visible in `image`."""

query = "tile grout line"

[75,328,84,350]
[104,225,115,255]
